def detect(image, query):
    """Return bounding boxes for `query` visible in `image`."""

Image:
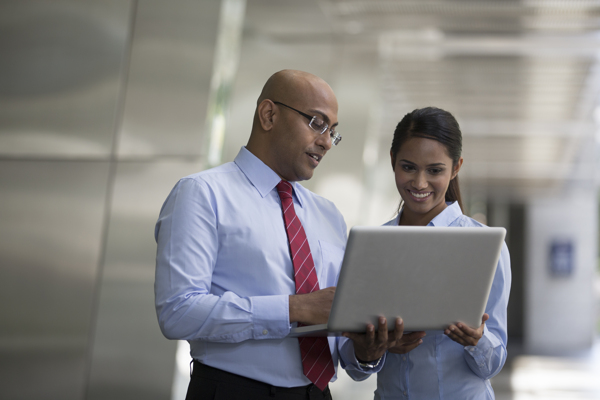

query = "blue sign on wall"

[549,240,574,277]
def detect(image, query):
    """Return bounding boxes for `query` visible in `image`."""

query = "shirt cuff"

[481,324,502,348]
[464,334,493,370]
[251,294,291,339]
[337,337,386,373]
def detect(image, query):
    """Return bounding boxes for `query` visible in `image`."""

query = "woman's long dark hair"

[391,106,464,213]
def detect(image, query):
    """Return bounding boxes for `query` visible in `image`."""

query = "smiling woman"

[345,106,512,400]
[390,107,464,226]
[393,136,463,226]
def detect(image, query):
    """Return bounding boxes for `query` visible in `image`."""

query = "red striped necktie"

[276,180,334,391]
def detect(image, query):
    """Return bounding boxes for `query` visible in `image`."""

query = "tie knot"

[276,180,293,199]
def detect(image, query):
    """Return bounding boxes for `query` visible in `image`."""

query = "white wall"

[525,186,597,354]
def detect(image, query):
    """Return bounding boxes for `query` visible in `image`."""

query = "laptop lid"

[290,225,505,336]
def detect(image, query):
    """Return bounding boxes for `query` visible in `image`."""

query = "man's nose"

[315,131,333,151]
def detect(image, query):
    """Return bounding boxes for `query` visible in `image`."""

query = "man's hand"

[444,313,489,347]
[289,287,336,325]
[387,330,426,354]
[343,317,405,362]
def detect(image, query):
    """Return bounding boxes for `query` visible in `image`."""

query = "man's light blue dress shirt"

[347,201,512,400]
[155,147,373,387]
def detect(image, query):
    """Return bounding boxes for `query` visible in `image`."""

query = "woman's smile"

[406,189,433,201]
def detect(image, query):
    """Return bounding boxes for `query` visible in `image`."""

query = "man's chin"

[293,174,313,182]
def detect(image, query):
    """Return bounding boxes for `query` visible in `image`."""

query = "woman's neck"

[398,202,448,226]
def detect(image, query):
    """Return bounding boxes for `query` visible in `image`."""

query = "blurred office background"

[1,0,599,399]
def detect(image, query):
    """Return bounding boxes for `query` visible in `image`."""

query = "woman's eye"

[401,165,415,172]
[429,168,443,174]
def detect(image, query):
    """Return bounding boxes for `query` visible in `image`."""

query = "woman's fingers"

[445,314,488,346]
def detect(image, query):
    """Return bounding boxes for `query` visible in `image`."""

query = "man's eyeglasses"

[273,101,342,146]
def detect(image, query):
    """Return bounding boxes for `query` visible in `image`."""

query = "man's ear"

[257,99,276,131]
[390,151,396,171]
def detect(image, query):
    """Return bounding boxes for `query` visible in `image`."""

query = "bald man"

[155,70,404,400]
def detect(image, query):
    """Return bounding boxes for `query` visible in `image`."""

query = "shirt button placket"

[401,354,409,398]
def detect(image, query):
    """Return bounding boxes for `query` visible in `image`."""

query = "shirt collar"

[391,201,462,227]
[428,201,462,227]
[233,147,304,207]
[386,214,400,226]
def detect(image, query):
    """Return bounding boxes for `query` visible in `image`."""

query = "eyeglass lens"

[274,101,341,146]
[308,117,341,146]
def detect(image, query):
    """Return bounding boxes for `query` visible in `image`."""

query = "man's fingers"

[377,317,389,343]
[388,337,424,354]
[402,339,423,352]
[342,332,360,341]
[393,318,404,342]
[403,331,426,341]
[365,323,376,343]
[401,337,422,347]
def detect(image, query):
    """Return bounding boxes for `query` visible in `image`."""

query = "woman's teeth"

[410,191,431,199]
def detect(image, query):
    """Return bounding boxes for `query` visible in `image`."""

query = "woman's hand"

[444,313,489,347]
[387,330,426,354]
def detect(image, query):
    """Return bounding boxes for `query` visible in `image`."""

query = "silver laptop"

[289,225,505,337]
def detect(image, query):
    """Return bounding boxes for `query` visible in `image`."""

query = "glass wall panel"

[0,1,131,158]
[0,161,111,400]
[116,0,220,157]
[86,161,201,400]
